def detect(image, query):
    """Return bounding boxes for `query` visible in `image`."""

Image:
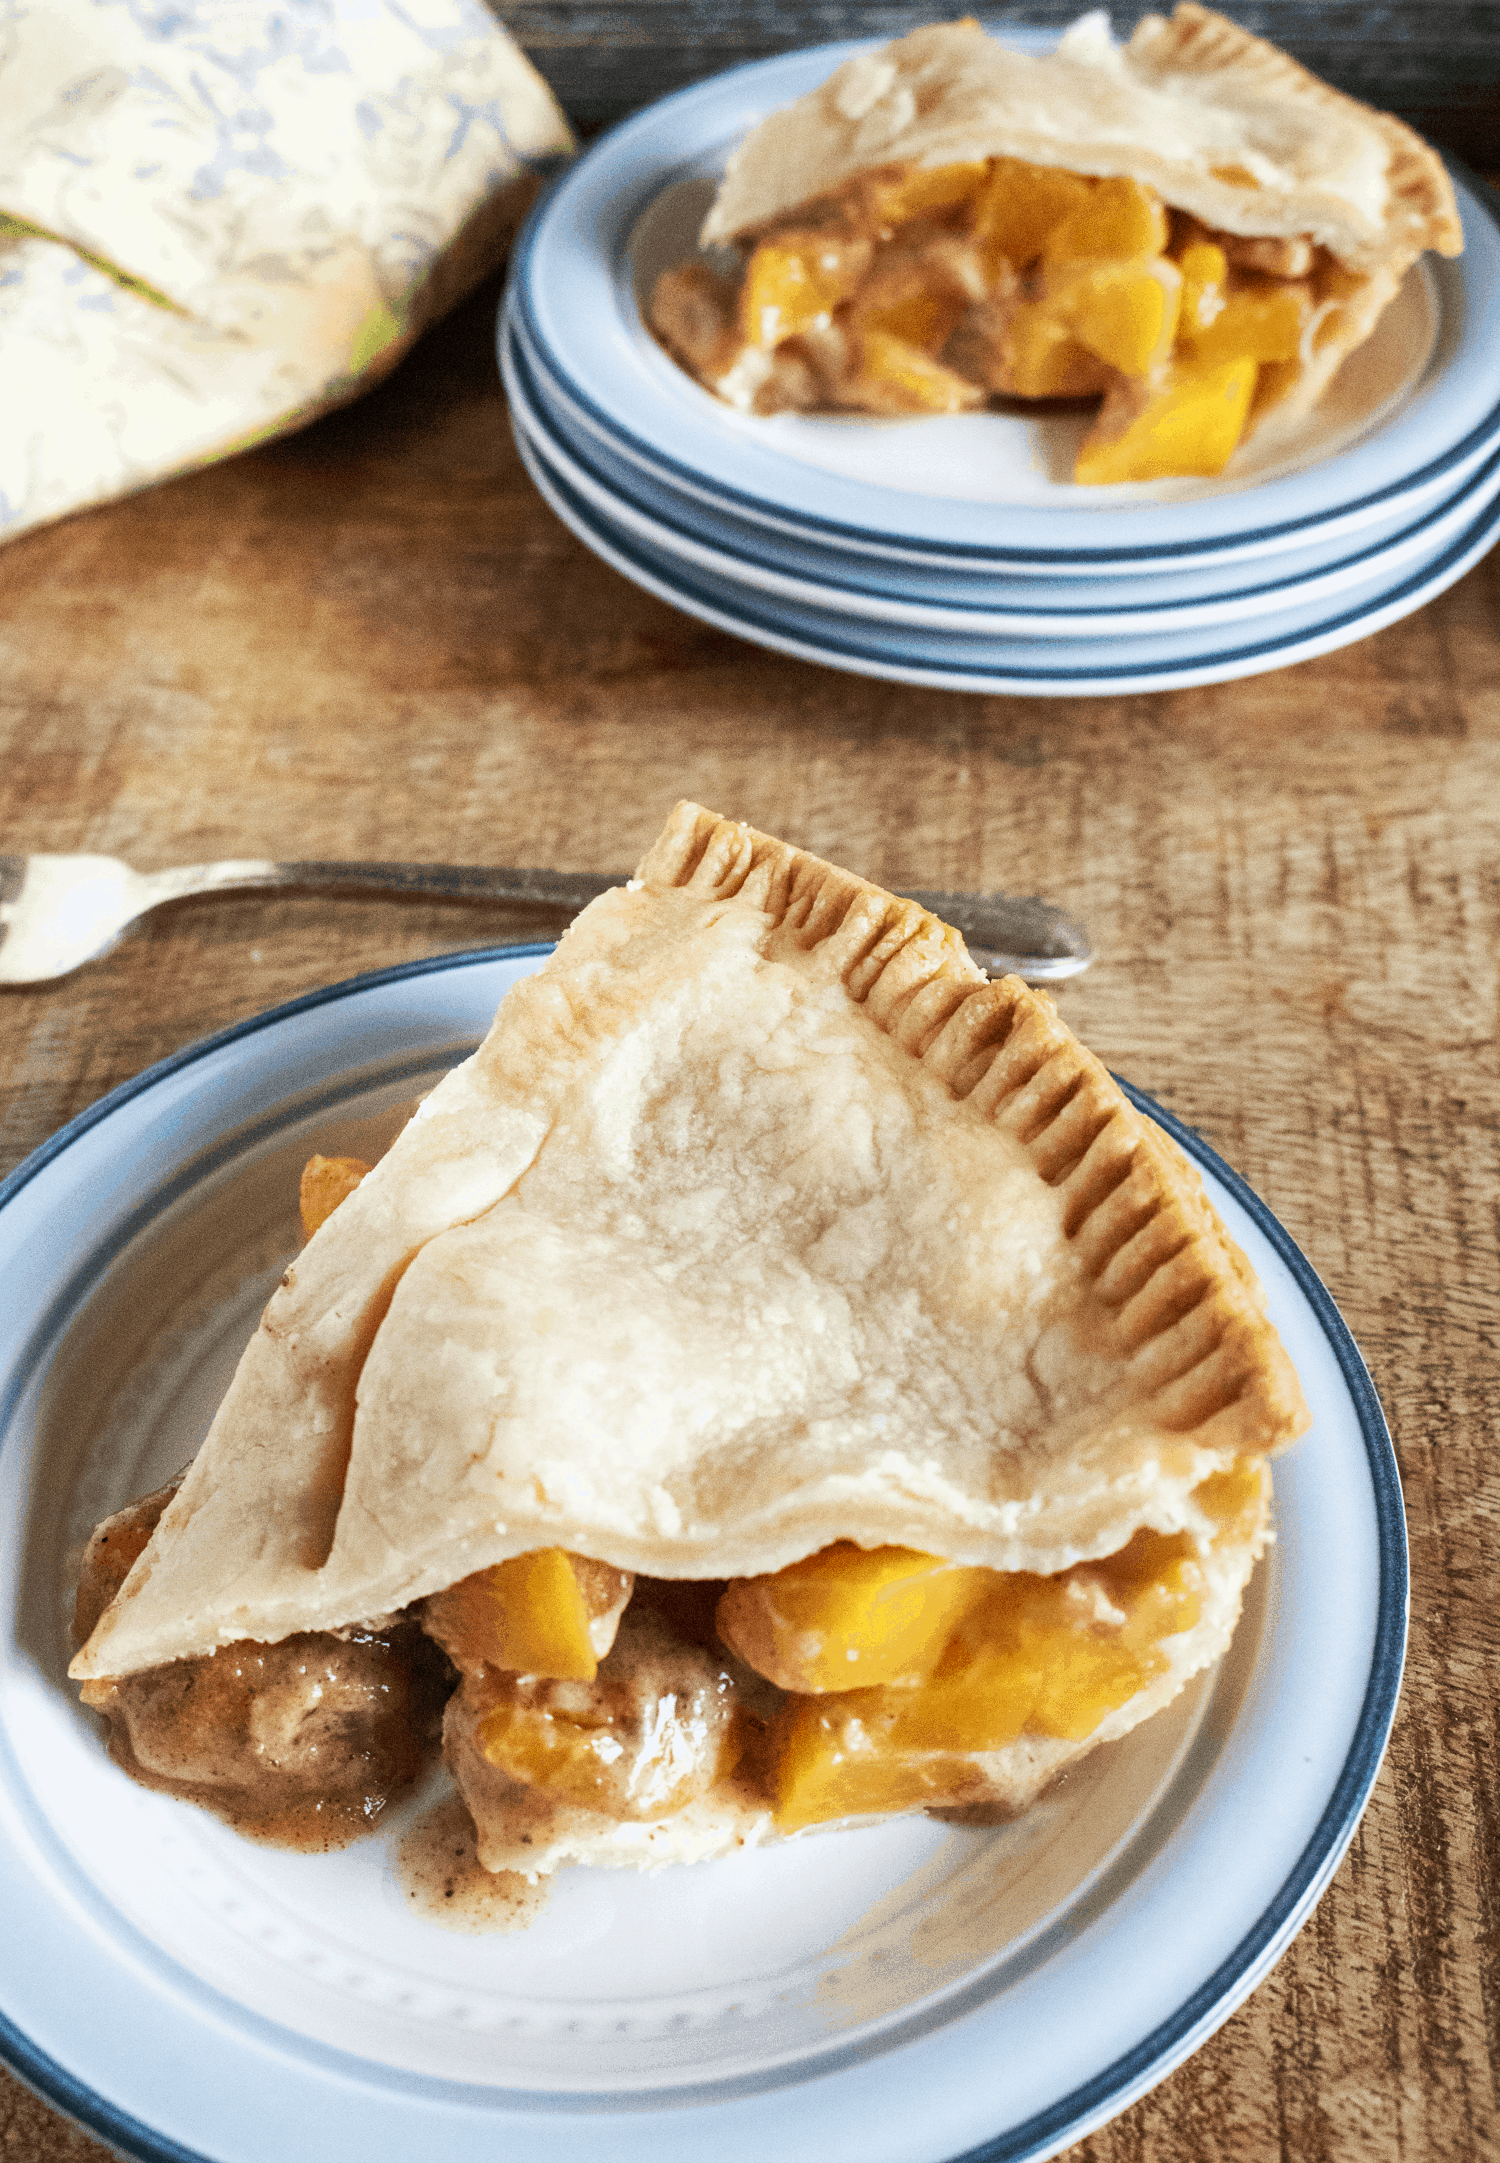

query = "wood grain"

[492,0,1500,161]
[1,261,1496,2163]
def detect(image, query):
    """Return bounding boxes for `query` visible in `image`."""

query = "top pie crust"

[700,8,1462,278]
[74,801,1308,1681]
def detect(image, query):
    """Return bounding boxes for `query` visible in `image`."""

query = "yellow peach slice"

[1051,257,1182,378]
[474,1689,737,1818]
[740,233,871,349]
[1192,1458,1271,1550]
[1075,355,1258,483]
[475,1696,626,1807]
[1046,176,1168,264]
[298,1154,371,1238]
[1185,282,1311,367]
[999,302,1112,398]
[852,327,985,413]
[770,1691,1022,1830]
[856,289,967,354]
[973,158,1095,275]
[433,1551,611,1681]
[1176,239,1228,337]
[717,1543,990,1693]
[868,160,991,228]
[770,1533,1212,1831]
[474,1692,740,1819]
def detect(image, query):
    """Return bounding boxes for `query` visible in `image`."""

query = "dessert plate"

[514,415,1500,693]
[509,32,1500,566]
[505,319,1500,640]
[508,301,1496,607]
[0,948,1402,2163]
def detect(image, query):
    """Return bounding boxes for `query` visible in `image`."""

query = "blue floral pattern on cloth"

[0,0,573,537]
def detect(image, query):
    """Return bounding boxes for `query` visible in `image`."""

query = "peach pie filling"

[79,1155,1269,1847]
[649,158,1368,481]
[79,1445,1267,1843]
[425,1457,1268,1833]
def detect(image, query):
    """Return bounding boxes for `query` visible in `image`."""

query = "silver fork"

[0,853,1092,986]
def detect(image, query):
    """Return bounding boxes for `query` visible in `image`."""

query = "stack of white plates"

[503,34,1500,696]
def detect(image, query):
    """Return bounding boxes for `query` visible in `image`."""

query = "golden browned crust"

[638,801,1309,1462]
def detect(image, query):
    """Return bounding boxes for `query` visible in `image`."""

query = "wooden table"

[1,260,1496,2163]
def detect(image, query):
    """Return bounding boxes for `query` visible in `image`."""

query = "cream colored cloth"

[0,0,573,539]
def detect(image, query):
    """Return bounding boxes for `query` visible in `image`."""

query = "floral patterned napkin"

[0,0,573,540]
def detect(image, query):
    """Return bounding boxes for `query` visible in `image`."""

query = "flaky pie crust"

[702,9,1461,275]
[74,800,1308,1681]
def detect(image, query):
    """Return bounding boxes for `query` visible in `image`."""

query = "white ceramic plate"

[0,950,1403,2163]
[509,32,1500,566]
[504,318,1500,639]
[513,414,1500,693]
[509,300,1500,607]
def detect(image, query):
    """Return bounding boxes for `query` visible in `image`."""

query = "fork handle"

[142,860,623,911]
[140,860,1091,979]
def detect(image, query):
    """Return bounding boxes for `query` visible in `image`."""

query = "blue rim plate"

[513,412,1500,693]
[0,948,1402,2163]
[508,301,1498,607]
[504,317,1500,640]
[513,240,1498,578]
[513,275,1500,582]
[509,33,1500,568]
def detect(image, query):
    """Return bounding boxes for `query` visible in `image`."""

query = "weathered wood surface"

[493,0,1500,161]
[1,263,1496,2162]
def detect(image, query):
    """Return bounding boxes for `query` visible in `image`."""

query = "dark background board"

[492,1,1499,164]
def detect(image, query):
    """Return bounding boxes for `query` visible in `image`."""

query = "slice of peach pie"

[72,804,1309,1873]
[648,8,1460,482]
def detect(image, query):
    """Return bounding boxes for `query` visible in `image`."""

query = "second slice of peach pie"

[73,804,1309,1876]
[649,8,1460,483]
